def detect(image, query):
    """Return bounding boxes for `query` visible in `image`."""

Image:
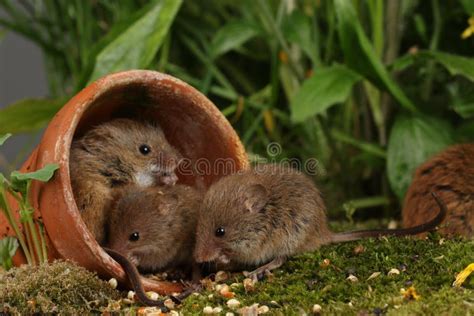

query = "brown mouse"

[194,164,447,278]
[105,184,201,273]
[403,143,473,238]
[70,118,181,244]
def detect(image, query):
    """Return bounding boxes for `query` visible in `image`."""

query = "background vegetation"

[0,0,473,218]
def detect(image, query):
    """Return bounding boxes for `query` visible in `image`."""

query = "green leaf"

[290,65,362,122]
[460,0,474,14]
[10,164,59,197]
[0,237,18,270]
[447,81,474,118]
[334,0,417,112]
[282,11,318,65]
[88,0,182,83]
[423,51,474,82]
[387,114,454,200]
[0,99,64,134]
[0,133,12,146]
[210,21,260,58]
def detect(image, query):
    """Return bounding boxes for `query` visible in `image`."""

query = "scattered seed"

[400,286,421,300]
[238,303,259,315]
[243,278,256,292]
[170,311,180,316]
[164,298,175,310]
[312,304,322,314]
[108,278,118,289]
[353,244,365,255]
[127,290,135,300]
[346,274,358,282]
[320,259,330,268]
[230,283,241,289]
[388,268,400,276]
[146,291,159,301]
[225,313,235,316]
[227,298,241,309]
[258,305,270,314]
[122,298,134,305]
[367,272,381,281]
[388,220,397,229]
[215,270,229,282]
[219,285,235,298]
[439,238,445,245]
[208,294,214,299]
[213,307,223,313]
[203,306,214,314]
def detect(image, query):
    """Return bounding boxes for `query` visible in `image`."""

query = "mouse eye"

[215,227,225,237]
[129,232,140,241]
[139,144,151,155]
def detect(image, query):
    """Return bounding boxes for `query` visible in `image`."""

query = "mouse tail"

[103,247,170,311]
[330,192,447,244]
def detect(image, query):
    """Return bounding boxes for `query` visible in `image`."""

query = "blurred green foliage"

[0,0,473,217]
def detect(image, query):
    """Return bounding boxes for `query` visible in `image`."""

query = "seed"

[227,298,241,309]
[230,283,241,289]
[220,286,235,299]
[243,278,256,292]
[312,304,322,314]
[203,306,214,314]
[213,307,223,313]
[170,311,180,316]
[127,290,135,300]
[346,274,358,282]
[122,298,134,305]
[353,244,365,255]
[146,291,159,300]
[320,259,330,268]
[164,298,175,309]
[215,270,229,282]
[367,272,381,281]
[108,278,118,289]
[258,305,270,314]
[388,268,400,276]
[226,313,235,316]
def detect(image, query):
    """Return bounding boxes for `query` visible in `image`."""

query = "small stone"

[213,307,223,313]
[388,268,400,276]
[127,290,135,300]
[203,306,214,314]
[227,298,241,309]
[146,291,159,301]
[312,304,322,314]
[367,272,381,281]
[108,278,118,289]
[258,305,270,314]
[215,270,229,282]
[346,274,358,282]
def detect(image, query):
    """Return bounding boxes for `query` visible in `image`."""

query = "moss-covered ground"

[1,232,473,315]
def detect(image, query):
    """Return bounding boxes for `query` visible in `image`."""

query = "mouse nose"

[160,172,178,185]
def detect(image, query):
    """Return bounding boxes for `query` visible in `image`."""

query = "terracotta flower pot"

[0,70,248,294]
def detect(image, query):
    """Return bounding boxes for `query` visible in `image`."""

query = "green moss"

[180,235,474,315]
[0,260,121,314]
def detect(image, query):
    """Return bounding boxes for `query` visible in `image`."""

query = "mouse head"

[194,174,271,267]
[105,187,181,271]
[80,118,181,187]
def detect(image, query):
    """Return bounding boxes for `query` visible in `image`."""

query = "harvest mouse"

[403,143,473,238]
[105,184,201,273]
[70,118,182,244]
[194,164,447,278]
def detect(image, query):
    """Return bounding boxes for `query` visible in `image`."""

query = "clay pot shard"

[0,70,248,294]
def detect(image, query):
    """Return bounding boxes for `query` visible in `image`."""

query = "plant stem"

[25,181,46,263]
[0,188,33,265]
[421,0,442,101]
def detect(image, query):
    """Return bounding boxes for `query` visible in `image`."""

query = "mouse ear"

[80,126,114,152]
[244,184,268,213]
[159,193,179,215]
